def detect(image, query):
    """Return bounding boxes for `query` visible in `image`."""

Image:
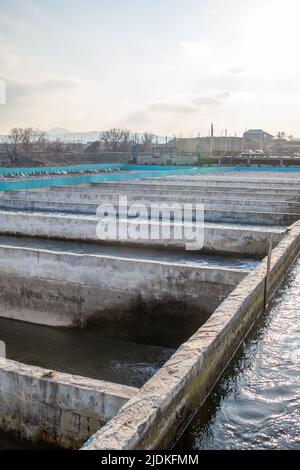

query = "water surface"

[0,318,174,388]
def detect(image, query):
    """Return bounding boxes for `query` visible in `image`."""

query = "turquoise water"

[1,163,300,192]
[0,163,198,176]
[2,163,300,177]
[0,164,300,191]
[0,165,212,192]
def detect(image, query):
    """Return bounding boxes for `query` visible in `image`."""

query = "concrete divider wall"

[96,181,300,195]
[2,189,300,209]
[0,358,137,449]
[43,187,300,202]
[0,198,296,225]
[0,210,286,256]
[1,192,300,214]
[0,243,246,345]
[151,177,300,188]
[82,220,300,450]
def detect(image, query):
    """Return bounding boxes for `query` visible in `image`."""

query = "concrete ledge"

[0,185,300,207]
[95,181,300,195]
[0,358,137,449]
[82,220,300,450]
[0,241,246,343]
[45,186,300,202]
[0,210,286,256]
[0,198,296,225]
[1,192,299,215]
[150,176,300,188]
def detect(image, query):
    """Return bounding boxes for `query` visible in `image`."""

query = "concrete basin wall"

[2,188,300,205]
[0,242,246,345]
[94,181,300,196]
[1,190,300,214]
[82,220,300,450]
[0,358,137,449]
[145,177,300,188]
[47,186,300,202]
[0,198,296,225]
[0,210,286,256]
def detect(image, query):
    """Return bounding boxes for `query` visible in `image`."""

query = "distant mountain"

[46,128,101,143]
[46,129,167,144]
[47,127,71,136]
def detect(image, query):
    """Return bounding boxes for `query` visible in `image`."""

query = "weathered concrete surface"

[0,239,246,346]
[3,188,300,209]
[0,210,286,256]
[90,180,300,195]
[82,220,300,450]
[144,175,300,187]
[0,358,137,449]
[0,197,296,225]
[94,181,300,196]
[1,190,300,214]
[49,186,300,202]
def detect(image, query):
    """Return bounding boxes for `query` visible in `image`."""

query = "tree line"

[99,128,154,152]
[1,127,155,163]
[2,127,82,163]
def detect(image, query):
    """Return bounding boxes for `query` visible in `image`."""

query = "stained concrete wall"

[63,180,300,194]
[148,176,300,187]
[0,197,296,225]
[1,190,300,214]
[0,210,286,256]
[82,220,300,450]
[53,185,300,202]
[0,242,246,345]
[0,358,137,449]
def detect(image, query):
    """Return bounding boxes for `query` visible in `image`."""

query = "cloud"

[0,76,82,103]
[130,93,231,123]
[0,80,6,105]
[192,97,220,107]
[149,102,196,114]
[38,78,82,92]
[125,109,151,125]
[0,44,20,71]
[178,41,209,59]
[216,92,231,100]
[228,66,245,75]
[192,92,231,108]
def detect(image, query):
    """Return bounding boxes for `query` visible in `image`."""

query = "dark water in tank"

[0,319,175,450]
[176,257,300,450]
[0,318,175,388]
[0,430,60,450]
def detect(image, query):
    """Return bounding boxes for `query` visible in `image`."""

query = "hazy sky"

[0,0,300,136]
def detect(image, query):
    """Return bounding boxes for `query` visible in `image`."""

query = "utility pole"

[210,123,214,157]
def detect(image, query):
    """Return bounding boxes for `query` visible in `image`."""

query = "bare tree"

[101,128,131,151]
[141,132,154,152]
[131,133,140,145]
[23,128,48,157]
[49,138,65,156]
[4,127,49,163]
[276,131,286,140]
[4,127,24,163]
